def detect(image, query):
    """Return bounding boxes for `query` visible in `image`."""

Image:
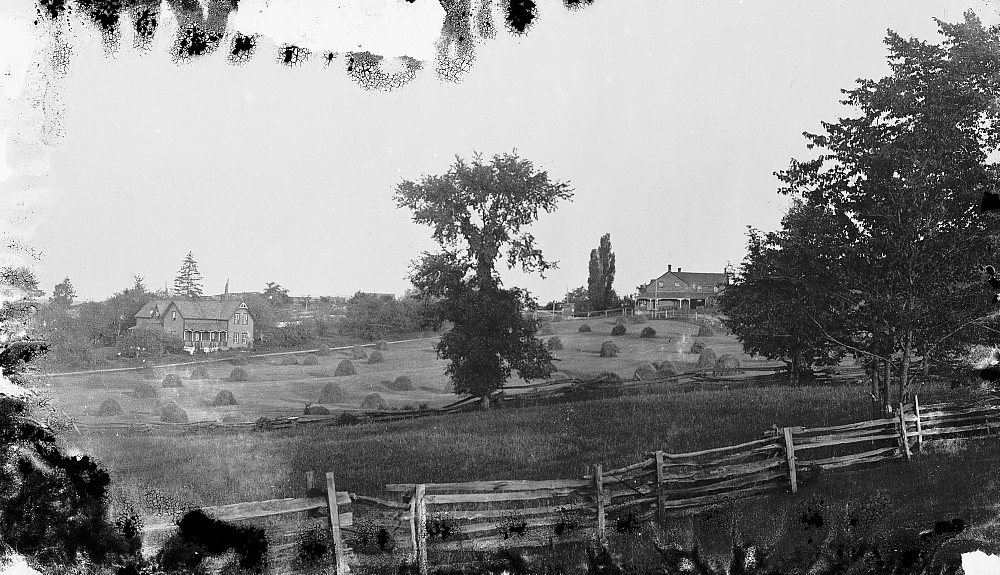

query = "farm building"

[134,296,255,353]
[635,265,730,311]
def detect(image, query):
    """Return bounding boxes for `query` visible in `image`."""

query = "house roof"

[636,292,719,301]
[666,271,729,286]
[135,297,253,321]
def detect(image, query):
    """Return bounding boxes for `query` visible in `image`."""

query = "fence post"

[898,403,911,461]
[414,484,428,575]
[655,451,665,526]
[914,395,923,454]
[408,491,418,565]
[782,427,798,493]
[325,471,349,574]
[593,464,606,545]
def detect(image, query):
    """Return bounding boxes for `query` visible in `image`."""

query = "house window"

[674,282,680,287]
[657,281,664,288]
[172,311,176,320]
[243,332,249,344]
[243,314,248,325]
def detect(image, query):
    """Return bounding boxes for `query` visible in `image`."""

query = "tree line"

[719,11,1000,415]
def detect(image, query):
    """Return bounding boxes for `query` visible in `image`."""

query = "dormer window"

[657,281,664,288]
[172,311,176,320]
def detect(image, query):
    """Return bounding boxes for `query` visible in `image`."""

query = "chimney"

[678,268,682,272]
[668,265,672,272]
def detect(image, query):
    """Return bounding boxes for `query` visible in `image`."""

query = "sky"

[2,0,1000,304]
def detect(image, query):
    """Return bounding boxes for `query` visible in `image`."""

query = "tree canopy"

[396,151,572,399]
[173,252,204,299]
[50,277,76,307]
[587,233,618,311]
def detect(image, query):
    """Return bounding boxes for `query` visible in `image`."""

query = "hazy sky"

[2,0,998,303]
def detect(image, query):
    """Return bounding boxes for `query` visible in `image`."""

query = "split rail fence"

[137,395,1000,574]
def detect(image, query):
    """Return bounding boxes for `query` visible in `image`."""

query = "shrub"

[538,323,555,336]
[190,366,210,379]
[713,354,743,375]
[116,325,185,358]
[210,390,237,406]
[375,339,389,350]
[697,325,714,337]
[547,337,563,351]
[279,355,299,366]
[317,383,345,404]
[360,393,388,410]
[596,372,623,384]
[690,341,706,354]
[334,360,357,376]
[611,324,627,336]
[696,348,718,368]
[161,403,189,423]
[368,350,384,364]
[651,361,661,370]
[302,354,320,366]
[387,376,414,391]
[315,345,331,357]
[228,367,250,382]
[349,346,368,360]
[162,374,184,388]
[304,404,331,416]
[96,398,123,416]
[230,356,248,366]
[656,360,680,377]
[600,341,619,358]
[134,382,158,398]
[640,327,657,339]
[84,375,105,389]
[578,324,592,333]
[634,362,656,380]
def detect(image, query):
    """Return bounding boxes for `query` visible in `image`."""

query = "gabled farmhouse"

[635,265,730,311]
[134,296,255,353]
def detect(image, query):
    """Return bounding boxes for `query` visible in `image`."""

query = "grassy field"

[38,317,780,426]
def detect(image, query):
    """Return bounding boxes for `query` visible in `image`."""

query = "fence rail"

[135,395,1000,574]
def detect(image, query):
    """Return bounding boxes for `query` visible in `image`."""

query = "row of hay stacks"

[304,374,417,414]
[92,388,237,422]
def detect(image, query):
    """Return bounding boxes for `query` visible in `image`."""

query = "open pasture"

[40,317,775,426]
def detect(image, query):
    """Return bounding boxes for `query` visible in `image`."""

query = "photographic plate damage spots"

[344,52,424,91]
[278,44,310,67]
[228,32,257,65]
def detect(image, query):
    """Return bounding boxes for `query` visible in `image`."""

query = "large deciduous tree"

[770,11,1000,413]
[719,201,851,384]
[173,252,204,299]
[262,282,291,306]
[587,233,618,311]
[395,151,573,401]
[50,277,76,307]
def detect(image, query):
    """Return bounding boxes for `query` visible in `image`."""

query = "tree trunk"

[480,395,490,411]
[923,350,930,376]
[882,359,892,415]
[790,353,800,386]
[898,329,912,406]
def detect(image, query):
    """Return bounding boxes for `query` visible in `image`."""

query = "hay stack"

[190,366,210,380]
[160,403,189,423]
[547,336,563,351]
[611,324,627,336]
[367,350,384,364]
[133,382,158,398]
[96,398,123,417]
[615,316,627,326]
[317,383,345,404]
[279,356,299,366]
[538,323,554,336]
[302,354,320,366]
[549,372,569,380]
[360,392,388,410]
[349,346,368,361]
[696,348,718,368]
[690,341,706,354]
[640,327,657,339]
[375,339,389,350]
[600,341,619,358]
[162,374,184,388]
[229,356,248,366]
[210,390,237,406]
[697,325,715,337]
[628,314,648,325]
[334,360,357,377]
[596,372,623,384]
[315,345,331,357]
[656,360,680,377]
[140,365,157,380]
[386,376,413,391]
[578,324,592,333]
[713,354,742,375]
[228,367,250,382]
[634,362,657,380]
[304,404,331,416]
[84,375,105,389]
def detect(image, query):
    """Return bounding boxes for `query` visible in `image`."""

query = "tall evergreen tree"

[173,252,204,299]
[587,234,617,311]
[51,277,76,307]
